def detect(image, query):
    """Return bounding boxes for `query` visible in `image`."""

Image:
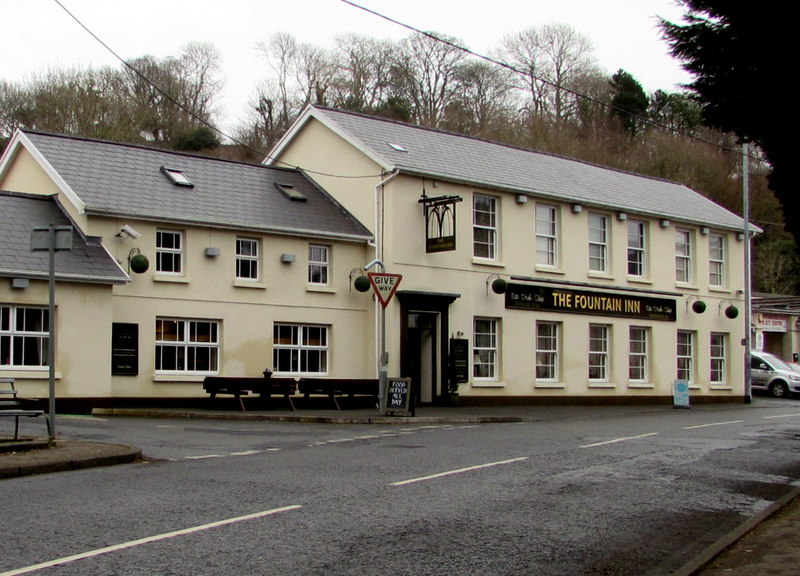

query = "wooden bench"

[297,378,379,410]
[202,377,297,412]
[0,377,50,440]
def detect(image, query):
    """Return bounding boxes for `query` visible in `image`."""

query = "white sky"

[2,0,692,132]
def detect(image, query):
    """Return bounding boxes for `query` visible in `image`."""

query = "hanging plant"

[491,277,508,294]
[354,275,371,292]
[128,249,150,274]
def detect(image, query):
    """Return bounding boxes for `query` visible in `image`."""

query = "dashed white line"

[764,413,800,419]
[0,505,302,576]
[390,457,529,486]
[580,432,659,449]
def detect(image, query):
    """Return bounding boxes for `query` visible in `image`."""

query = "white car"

[750,351,800,398]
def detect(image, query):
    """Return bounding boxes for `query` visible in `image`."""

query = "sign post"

[367,273,402,308]
[31,224,73,442]
[362,269,402,415]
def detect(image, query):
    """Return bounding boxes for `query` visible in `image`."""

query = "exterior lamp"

[487,274,507,295]
[687,296,706,314]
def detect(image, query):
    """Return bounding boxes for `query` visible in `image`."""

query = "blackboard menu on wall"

[384,377,412,416]
[450,338,470,383]
[112,323,138,375]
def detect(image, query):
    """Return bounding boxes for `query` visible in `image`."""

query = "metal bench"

[297,378,379,410]
[0,377,50,440]
[202,376,297,411]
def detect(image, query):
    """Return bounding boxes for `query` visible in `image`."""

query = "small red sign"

[367,273,403,308]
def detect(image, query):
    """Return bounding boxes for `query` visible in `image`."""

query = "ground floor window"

[628,326,649,382]
[473,317,498,380]
[677,330,695,383]
[155,318,219,373]
[535,321,560,381]
[710,332,727,384]
[0,305,49,367]
[273,324,328,375]
[588,324,610,381]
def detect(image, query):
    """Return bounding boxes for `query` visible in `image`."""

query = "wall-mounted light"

[719,300,739,319]
[686,295,706,314]
[617,212,627,221]
[737,232,745,241]
[204,247,220,257]
[571,204,583,214]
[700,226,710,236]
[11,278,29,289]
[486,273,507,295]
[660,219,670,228]
[516,194,528,204]
[280,253,295,263]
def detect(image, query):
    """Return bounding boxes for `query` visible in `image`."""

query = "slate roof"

[14,130,371,241]
[0,191,128,284]
[289,106,749,232]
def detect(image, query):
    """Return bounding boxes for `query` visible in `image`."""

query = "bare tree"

[329,34,397,112]
[442,61,515,139]
[392,32,466,127]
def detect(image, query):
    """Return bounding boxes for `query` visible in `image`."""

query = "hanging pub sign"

[505,283,677,321]
[419,195,462,253]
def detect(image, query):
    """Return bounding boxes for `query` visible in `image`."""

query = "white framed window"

[473,318,499,380]
[535,321,559,381]
[710,332,727,384]
[0,305,49,368]
[308,244,330,285]
[155,318,219,374]
[473,194,498,260]
[588,213,609,273]
[675,229,693,284]
[627,220,646,277]
[709,233,725,287]
[273,324,328,375]
[236,237,260,281]
[535,204,558,267]
[588,324,610,381]
[156,230,183,275]
[677,330,695,384]
[628,326,648,382]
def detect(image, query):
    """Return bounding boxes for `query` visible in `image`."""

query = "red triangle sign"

[367,273,403,308]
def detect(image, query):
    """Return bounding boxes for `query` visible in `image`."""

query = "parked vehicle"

[750,351,800,398]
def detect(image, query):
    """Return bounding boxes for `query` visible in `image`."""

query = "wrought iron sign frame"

[419,194,462,253]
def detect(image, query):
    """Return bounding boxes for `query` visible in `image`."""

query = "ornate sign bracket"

[419,194,462,253]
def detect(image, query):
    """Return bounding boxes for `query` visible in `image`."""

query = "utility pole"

[742,141,752,404]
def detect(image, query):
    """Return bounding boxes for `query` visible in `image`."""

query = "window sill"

[587,382,616,388]
[154,275,190,284]
[587,271,614,280]
[472,258,504,268]
[534,382,565,389]
[708,286,732,294]
[627,382,654,389]
[234,280,266,289]
[471,380,505,388]
[534,266,565,275]
[153,374,210,383]
[0,370,61,380]
[710,385,732,391]
[306,285,336,294]
[675,282,698,291]
[626,276,653,285]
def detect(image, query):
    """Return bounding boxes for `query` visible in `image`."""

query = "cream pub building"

[0,106,750,408]
[269,105,752,405]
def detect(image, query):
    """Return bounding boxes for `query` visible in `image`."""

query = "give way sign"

[367,272,403,308]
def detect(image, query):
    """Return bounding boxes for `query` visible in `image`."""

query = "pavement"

[1,404,799,575]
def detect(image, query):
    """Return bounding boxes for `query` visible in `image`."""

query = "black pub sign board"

[505,283,676,321]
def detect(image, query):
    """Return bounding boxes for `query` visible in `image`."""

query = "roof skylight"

[160,166,194,187]
[387,142,408,152]
[275,183,307,202]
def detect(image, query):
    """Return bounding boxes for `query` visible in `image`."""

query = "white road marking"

[683,420,743,429]
[184,454,224,460]
[580,432,659,448]
[764,413,800,419]
[0,505,302,576]
[230,450,261,456]
[390,457,528,486]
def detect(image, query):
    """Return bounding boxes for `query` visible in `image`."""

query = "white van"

[750,351,800,398]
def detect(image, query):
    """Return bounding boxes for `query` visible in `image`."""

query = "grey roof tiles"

[309,106,748,231]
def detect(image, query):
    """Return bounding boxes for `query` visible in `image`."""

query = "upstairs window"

[627,220,646,277]
[675,229,693,284]
[308,244,330,285]
[588,213,609,273]
[535,204,558,267]
[473,194,498,260]
[156,230,183,275]
[709,233,726,287]
[236,237,260,281]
